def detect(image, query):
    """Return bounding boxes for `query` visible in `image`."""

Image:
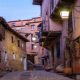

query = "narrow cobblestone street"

[0,0,80,80]
[0,71,74,80]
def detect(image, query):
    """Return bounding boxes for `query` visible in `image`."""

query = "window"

[17,40,20,47]
[12,22,15,26]
[13,53,16,60]
[42,59,45,65]
[31,44,34,50]
[15,27,21,30]
[22,43,24,48]
[4,51,8,62]
[11,36,14,43]
[21,27,25,30]
[31,25,35,30]
[20,57,23,62]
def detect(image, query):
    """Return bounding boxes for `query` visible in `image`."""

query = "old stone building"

[0,17,28,71]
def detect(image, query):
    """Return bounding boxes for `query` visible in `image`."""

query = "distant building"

[8,17,43,69]
[0,17,28,71]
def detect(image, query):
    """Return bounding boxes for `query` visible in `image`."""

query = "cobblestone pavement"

[0,71,74,80]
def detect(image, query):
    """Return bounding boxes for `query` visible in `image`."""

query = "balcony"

[33,0,43,5]
[43,31,61,48]
[50,0,76,21]
[29,51,38,56]
[38,23,48,42]
[38,21,61,47]
[39,27,61,47]
[39,26,48,43]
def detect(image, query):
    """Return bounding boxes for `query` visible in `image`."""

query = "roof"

[8,17,42,28]
[8,17,41,23]
[10,21,42,27]
[0,17,29,42]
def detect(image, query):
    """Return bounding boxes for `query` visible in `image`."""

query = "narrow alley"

[0,0,80,80]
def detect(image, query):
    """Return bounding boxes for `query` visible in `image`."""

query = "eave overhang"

[50,0,76,22]
[30,52,38,56]
[42,31,48,37]
[42,31,61,48]
[39,37,46,42]
[39,31,48,42]
[43,31,61,47]
[33,0,43,5]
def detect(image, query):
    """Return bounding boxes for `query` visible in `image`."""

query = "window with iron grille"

[31,44,34,50]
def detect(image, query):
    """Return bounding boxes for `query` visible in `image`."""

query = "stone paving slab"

[29,71,74,80]
[0,71,74,80]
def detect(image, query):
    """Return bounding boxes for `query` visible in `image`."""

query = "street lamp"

[34,45,37,48]
[32,37,37,41]
[60,10,70,19]
[32,34,38,42]
[60,9,71,75]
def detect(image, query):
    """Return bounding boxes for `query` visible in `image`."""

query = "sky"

[0,0,40,21]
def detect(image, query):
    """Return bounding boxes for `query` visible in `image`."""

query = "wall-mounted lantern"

[60,10,70,19]
[32,37,37,41]
[34,45,37,48]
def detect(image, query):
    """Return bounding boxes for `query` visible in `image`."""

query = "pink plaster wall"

[42,0,62,32]
[73,0,80,39]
